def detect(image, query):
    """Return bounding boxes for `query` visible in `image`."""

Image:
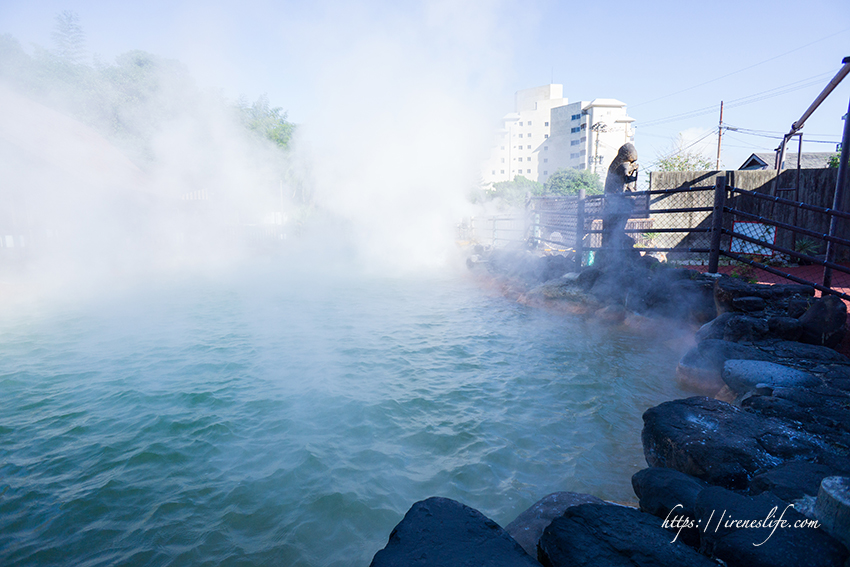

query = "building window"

[579,164,586,169]
[501,146,505,150]
[580,150,586,156]
[571,152,579,159]
[543,158,548,163]
[519,157,523,162]
[527,169,531,173]
[581,137,587,143]
[501,170,505,174]
[544,146,548,151]
[491,170,496,175]
[544,134,549,138]
[581,123,587,130]
[544,170,548,175]
[545,121,549,127]
[527,133,531,137]
[519,122,523,126]
[571,140,580,146]
[527,145,531,149]
[571,114,581,120]
[519,133,523,138]
[571,127,580,133]
[501,158,505,163]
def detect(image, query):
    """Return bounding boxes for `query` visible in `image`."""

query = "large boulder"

[632,467,709,547]
[505,492,605,557]
[749,461,843,502]
[740,385,850,454]
[537,503,718,567]
[369,497,540,567]
[798,295,847,348]
[694,486,848,567]
[714,278,813,314]
[676,340,772,394]
[722,359,821,396]
[642,397,827,489]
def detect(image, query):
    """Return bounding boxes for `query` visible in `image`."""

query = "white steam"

[0,1,521,299]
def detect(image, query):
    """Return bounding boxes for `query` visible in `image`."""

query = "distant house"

[739,152,835,170]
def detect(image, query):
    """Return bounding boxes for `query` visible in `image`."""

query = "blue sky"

[2,0,849,171]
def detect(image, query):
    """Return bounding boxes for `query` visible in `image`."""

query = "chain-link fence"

[465,171,850,300]
[715,182,850,299]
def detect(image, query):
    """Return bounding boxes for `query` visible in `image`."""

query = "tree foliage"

[655,151,714,172]
[52,11,86,64]
[0,15,296,165]
[488,176,543,206]
[655,134,714,172]
[543,168,602,196]
[827,152,846,169]
[237,95,295,150]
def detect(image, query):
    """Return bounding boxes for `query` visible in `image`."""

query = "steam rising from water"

[1,3,519,297]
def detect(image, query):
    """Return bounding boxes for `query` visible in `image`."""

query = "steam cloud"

[0,2,521,299]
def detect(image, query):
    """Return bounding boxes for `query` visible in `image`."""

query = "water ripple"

[0,267,691,566]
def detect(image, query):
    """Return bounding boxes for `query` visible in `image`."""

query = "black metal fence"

[463,174,850,300]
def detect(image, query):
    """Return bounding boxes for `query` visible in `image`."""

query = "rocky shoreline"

[368,247,850,566]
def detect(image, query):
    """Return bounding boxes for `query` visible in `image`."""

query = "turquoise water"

[0,262,690,566]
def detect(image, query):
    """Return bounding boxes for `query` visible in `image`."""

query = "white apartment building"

[482,85,635,185]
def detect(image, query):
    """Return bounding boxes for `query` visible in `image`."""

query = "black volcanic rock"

[370,497,540,567]
[505,491,605,557]
[632,467,709,547]
[537,503,718,567]
[694,486,848,567]
[749,461,843,502]
[798,295,847,348]
[642,397,826,489]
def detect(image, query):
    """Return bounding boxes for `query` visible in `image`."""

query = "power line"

[637,70,837,129]
[630,27,850,109]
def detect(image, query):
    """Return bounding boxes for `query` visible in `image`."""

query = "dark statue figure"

[602,143,638,251]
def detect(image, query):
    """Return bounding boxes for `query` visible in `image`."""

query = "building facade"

[482,85,635,185]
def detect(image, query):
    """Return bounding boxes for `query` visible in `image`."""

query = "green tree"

[827,152,846,169]
[51,11,86,64]
[489,175,543,206]
[237,95,296,150]
[656,151,713,171]
[655,134,714,171]
[543,168,602,196]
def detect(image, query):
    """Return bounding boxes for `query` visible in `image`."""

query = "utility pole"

[716,101,724,170]
[591,122,607,174]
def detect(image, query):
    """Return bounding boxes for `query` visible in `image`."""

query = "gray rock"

[723,315,769,342]
[505,492,605,557]
[632,468,709,547]
[741,385,850,455]
[694,486,848,567]
[696,312,736,342]
[642,397,828,489]
[799,295,847,348]
[714,278,813,314]
[676,340,772,395]
[749,461,842,502]
[370,497,540,567]
[767,316,803,341]
[787,296,812,318]
[733,295,766,312]
[815,476,850,550]
[722,359,821,395]
[537,503,718,567]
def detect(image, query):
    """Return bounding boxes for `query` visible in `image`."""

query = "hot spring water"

[0,262,691,566]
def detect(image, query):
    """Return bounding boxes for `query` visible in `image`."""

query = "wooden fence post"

[708,175,727,273]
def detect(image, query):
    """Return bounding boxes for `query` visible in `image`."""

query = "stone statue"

[602,143,638,251]
[604,143,638,194]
